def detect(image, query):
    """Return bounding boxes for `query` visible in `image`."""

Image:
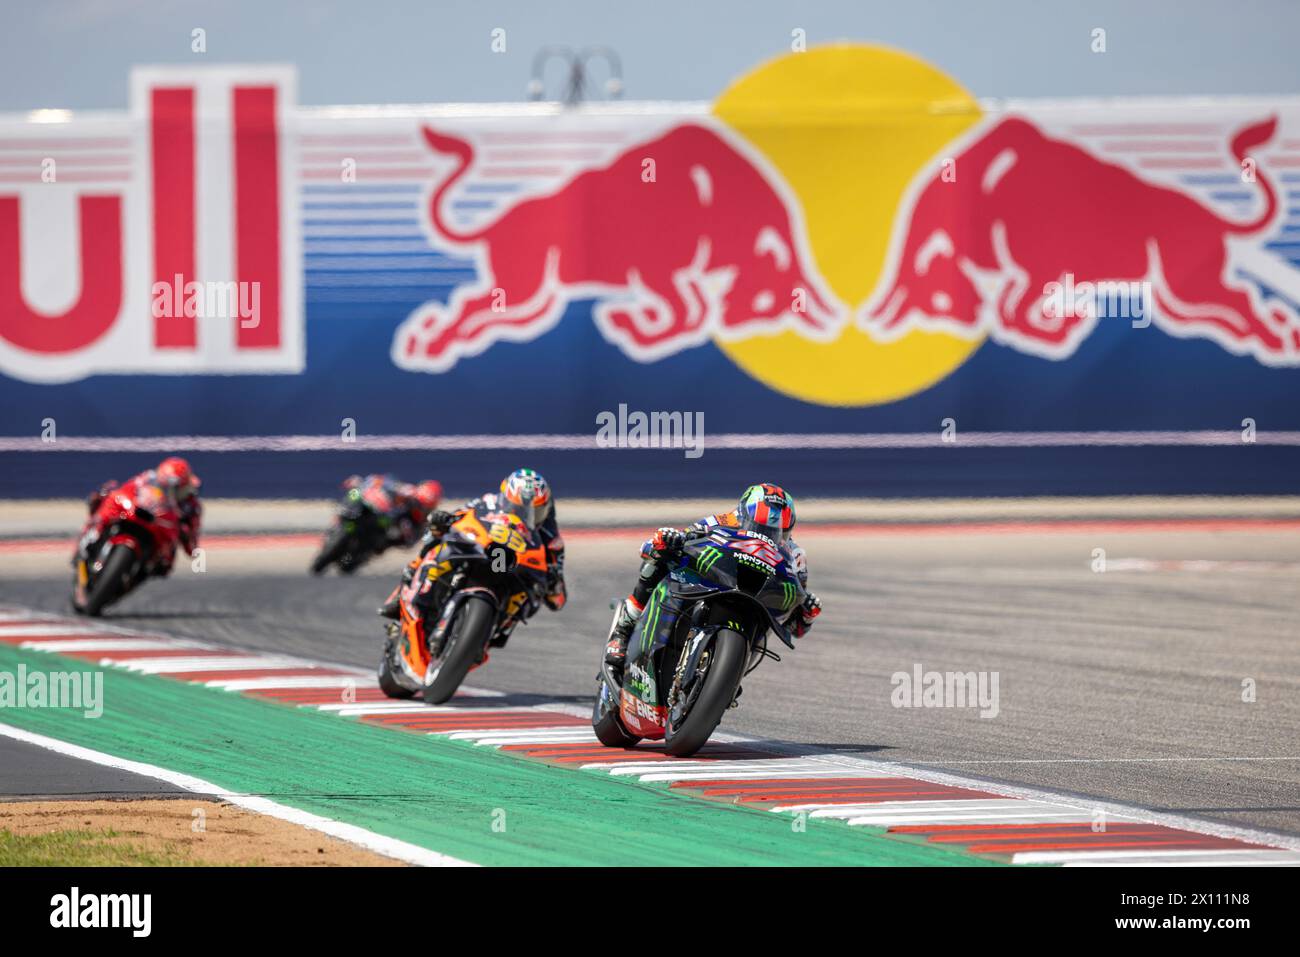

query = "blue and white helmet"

[499,468,552,529]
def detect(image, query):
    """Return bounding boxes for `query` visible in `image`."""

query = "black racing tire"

[83,546,136,618]
[377,639,417,699]
[310,528,350,575]
[664,629,747,757]
[592,679,641,748]
[423,596,496,705]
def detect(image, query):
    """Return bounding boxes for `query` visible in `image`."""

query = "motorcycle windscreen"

[502,498,544,531]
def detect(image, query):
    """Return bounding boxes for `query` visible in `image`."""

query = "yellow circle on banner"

[712,44,985,407]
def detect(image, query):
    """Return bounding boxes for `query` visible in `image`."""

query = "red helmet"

[157,456,200,500]
[414,480,442,512]
[738,483,795,542]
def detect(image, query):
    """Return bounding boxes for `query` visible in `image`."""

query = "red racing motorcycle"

[72,482,183,616]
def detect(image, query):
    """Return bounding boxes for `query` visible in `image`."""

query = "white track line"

[9,611,1299,861]
[320,703,467,716]
[452,686,508,698]
[206,675,371,691]
[847,811,1093,827]
[0,722,476,867]
[116,656,327,674]
[461,730,599,745]
[421,726,566,737]
[1017,848,1300,866]
[767,747,1300,853]
[596,759,833,776]
[17,637,209,652]
[1069,857,1300,867]
[800,799,1046,818]
[635,768,872,783]
[0,624,108,637]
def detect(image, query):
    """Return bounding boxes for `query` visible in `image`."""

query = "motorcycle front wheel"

[82,546,137,617]
[423,595,496,704]
[664,628,747,757]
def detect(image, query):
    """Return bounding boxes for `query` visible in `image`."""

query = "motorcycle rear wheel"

[310,528,350,575]
[664,628,747,757]
[83,547,136,617]
[423,596,496,705]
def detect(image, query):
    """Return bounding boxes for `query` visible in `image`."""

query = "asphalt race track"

[0,736,203,801]
[1,526,1297,838]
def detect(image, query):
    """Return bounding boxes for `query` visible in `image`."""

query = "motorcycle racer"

[84,457,203,577]
[603,483,821,671]
[378,468,566,619]
[341,474,443,549]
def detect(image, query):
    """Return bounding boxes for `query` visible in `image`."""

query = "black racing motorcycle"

[592,525,805,757]
[311,482,401,575]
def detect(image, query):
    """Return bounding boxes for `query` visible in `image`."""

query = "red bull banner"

[1,66,302,383]
[2,45,1299,497]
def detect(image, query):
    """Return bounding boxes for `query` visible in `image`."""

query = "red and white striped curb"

[3,606,1297,867]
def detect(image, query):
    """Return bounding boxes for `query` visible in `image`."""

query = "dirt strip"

[0,798,405,866]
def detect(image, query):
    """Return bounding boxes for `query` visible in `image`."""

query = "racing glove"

[792,591,821,638]
[86,481,119,515]
[426,509,456,532]
[649,526,685,557]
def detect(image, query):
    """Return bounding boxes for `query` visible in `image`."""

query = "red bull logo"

[392,43,1300,405]
[5,48,1300,401]
[863,114,1300,365]
[391,122,842,371]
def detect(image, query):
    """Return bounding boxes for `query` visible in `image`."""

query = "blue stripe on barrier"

[301,218,422,227]
[5,447,1299,500]
[302,202,420,210]
[301,184,422,193]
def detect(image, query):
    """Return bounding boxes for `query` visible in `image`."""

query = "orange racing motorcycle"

[378,504,549,704]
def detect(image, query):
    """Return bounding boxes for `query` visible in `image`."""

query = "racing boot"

[376,579,406,620]
[603,596,643,671]
[377,590,401,620]
[377,559,421,619]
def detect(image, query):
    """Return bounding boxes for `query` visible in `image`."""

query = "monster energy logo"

[696,546,723,574]
[735,553,773,575]
[639,582,666,654]
[782,581,796,611]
